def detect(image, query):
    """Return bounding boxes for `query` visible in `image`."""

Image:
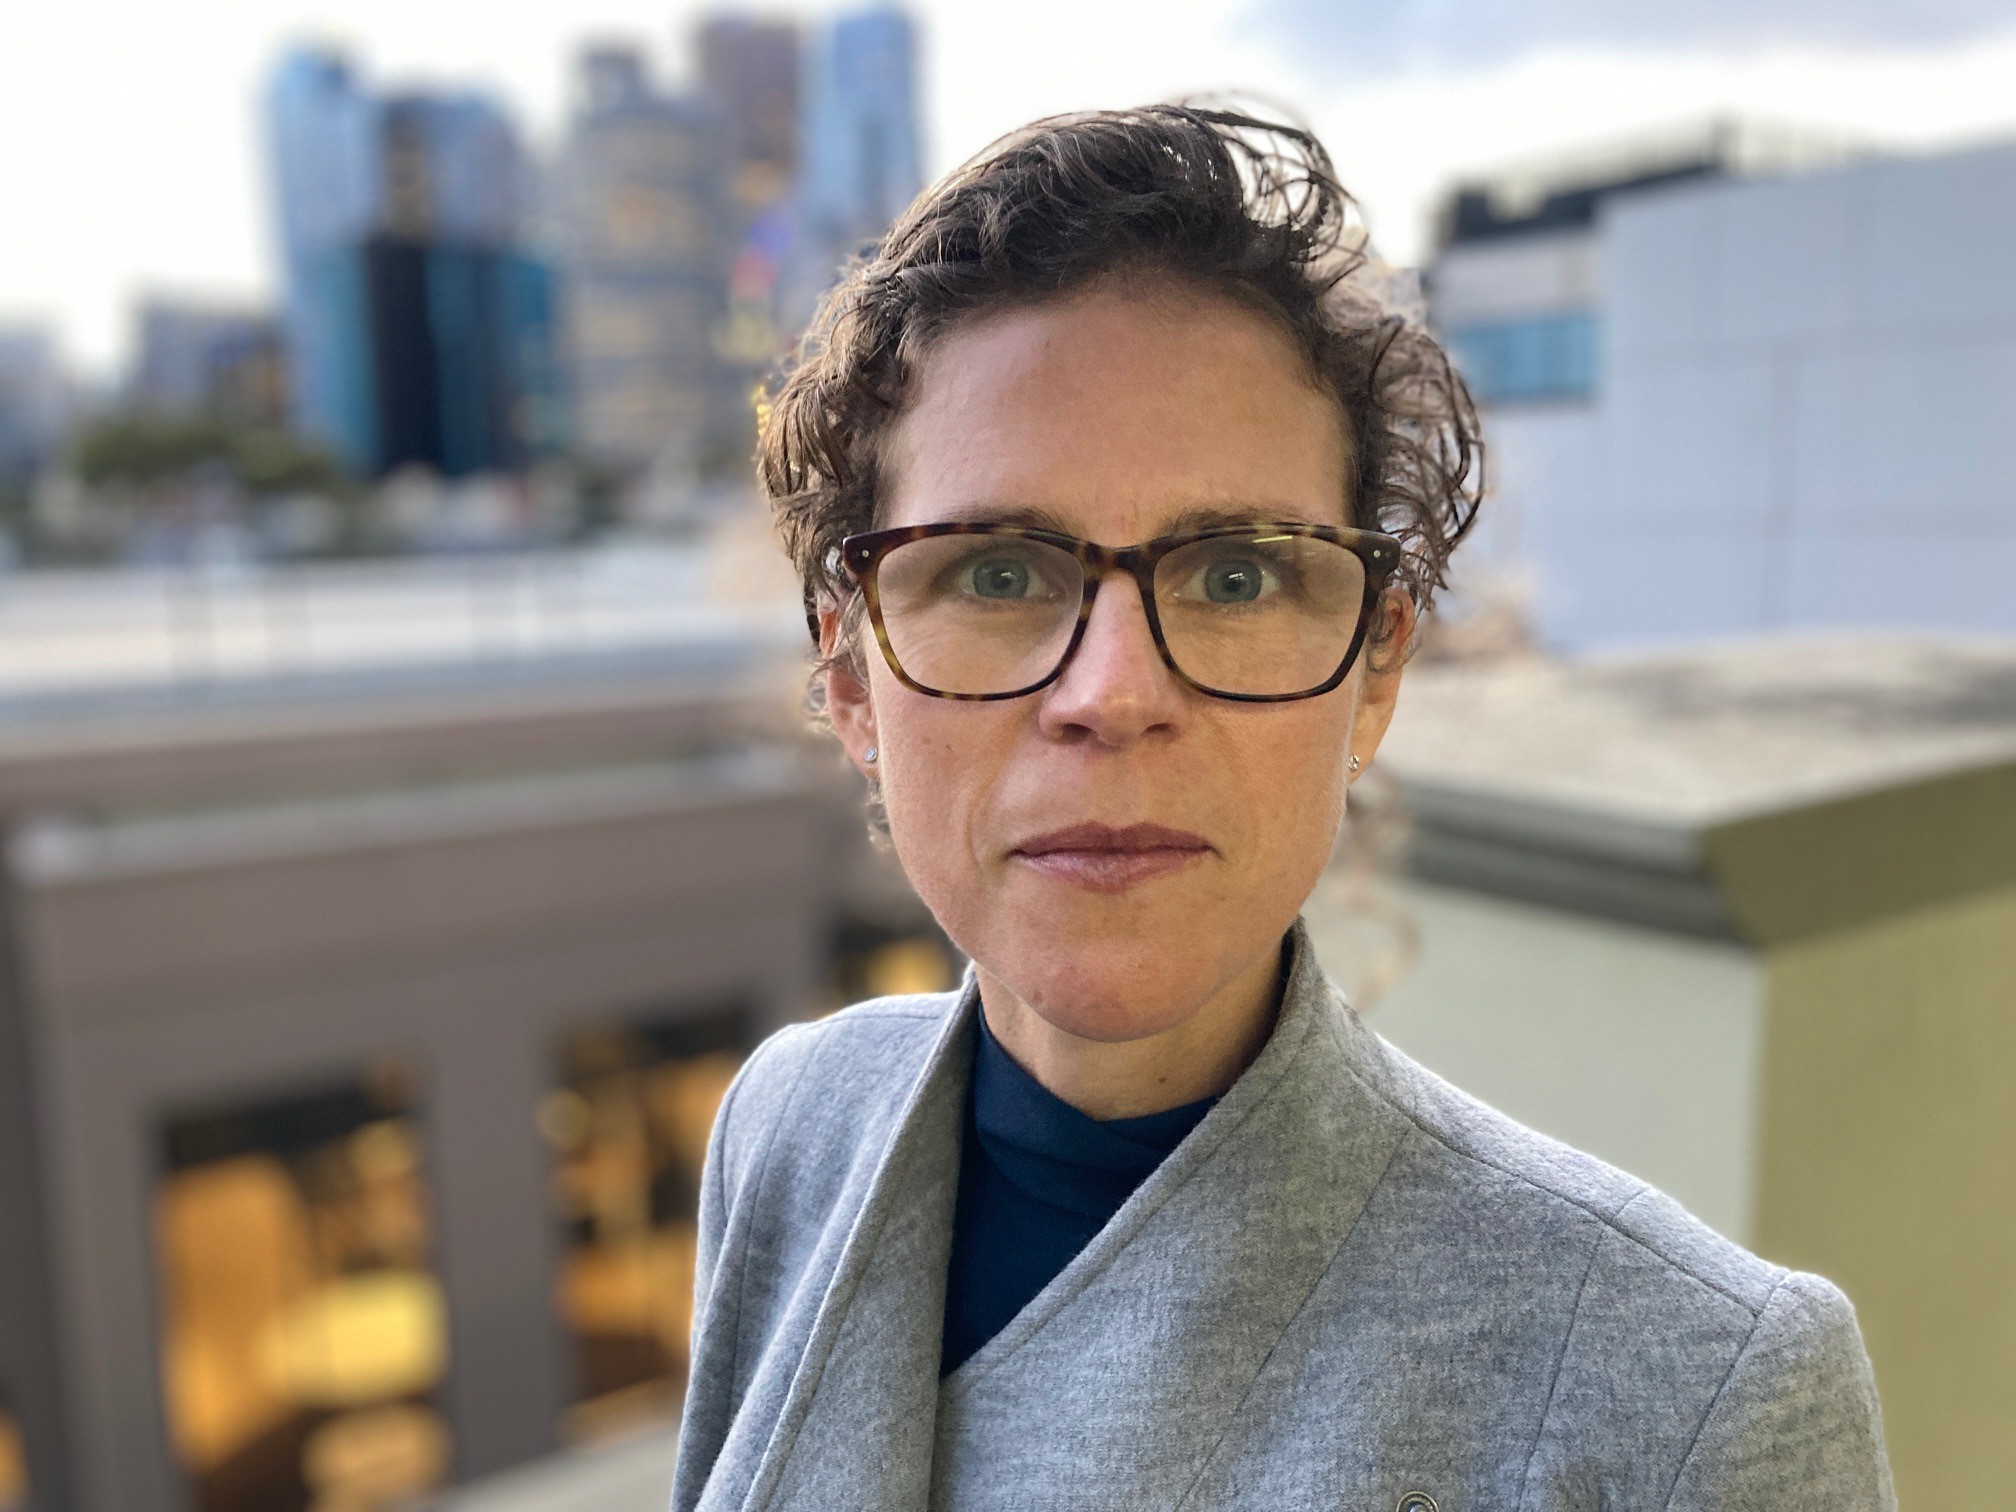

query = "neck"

[974,936,1288,1120]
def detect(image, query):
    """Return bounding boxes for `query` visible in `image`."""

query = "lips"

[1009,822,1212,894]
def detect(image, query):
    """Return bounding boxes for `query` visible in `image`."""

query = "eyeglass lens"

[871,531,1368,697]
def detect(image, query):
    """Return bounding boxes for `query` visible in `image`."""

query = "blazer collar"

[730,972,974,1512]
[739,918,1405,1512]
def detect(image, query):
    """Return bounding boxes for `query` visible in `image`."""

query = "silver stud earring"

[863,746,878,764]
[1347,754,1361,774]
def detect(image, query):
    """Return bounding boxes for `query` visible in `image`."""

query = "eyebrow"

[916,500,1337,536]
[1160,502,1336,534]
[923,501,1079,531]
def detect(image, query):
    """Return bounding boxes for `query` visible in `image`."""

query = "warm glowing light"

[256,1270,447,1406]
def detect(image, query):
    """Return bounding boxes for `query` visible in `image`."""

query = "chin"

[969,921,1233,1045]
[912,857,1297,1042]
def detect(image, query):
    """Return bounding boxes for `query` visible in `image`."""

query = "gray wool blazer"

[669,920,1895,1512]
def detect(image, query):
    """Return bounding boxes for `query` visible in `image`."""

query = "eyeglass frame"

[831,519,1406,704]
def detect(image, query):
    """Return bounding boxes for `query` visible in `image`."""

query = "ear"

[819,605,879,777]
[1346,589,1415,778]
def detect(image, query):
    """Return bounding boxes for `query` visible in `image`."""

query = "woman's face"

[824,279,1411,1043]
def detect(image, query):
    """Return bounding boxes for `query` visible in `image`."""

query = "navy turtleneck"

[939,1002,1219,1377]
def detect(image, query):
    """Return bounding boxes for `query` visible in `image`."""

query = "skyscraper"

[265,47,379,469]
[266,49,559,479]
[782,7,923,335]
[364,90,554,478]
[550,46,728,476]
[0,326,66,491]
[696,17,801,212]
[799,8,922,256]
[130,301,288,424]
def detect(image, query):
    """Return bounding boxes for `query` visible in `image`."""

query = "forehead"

[880,280,1351,538]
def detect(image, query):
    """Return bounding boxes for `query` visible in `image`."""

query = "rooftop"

[1383,635,2016,828]
[1376,636,2016,940]
[0,538,804,731]
[1435,116,1869,248]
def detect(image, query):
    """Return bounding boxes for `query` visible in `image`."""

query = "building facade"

[265,48,380,472]
[550,48,728,479]
[786,7,923,332]
[798,8,921,255]
[694,16,800,214]
[1427,124,2016,650]
[0,327,67,493]
[0,604,953,1512]
[266,50,561,480]
[130,303,288,425]
[550,10,923,489]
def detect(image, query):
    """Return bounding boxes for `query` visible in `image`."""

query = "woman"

[671,107,1893,1511]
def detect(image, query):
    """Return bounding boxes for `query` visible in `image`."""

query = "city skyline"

[267,49,564,476]
[6,2,2016,380]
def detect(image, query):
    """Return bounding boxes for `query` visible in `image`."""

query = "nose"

[1035,569,1185,745]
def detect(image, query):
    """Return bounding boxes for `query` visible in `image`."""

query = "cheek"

[1224,703,1355,862]
[870,685,1010,870]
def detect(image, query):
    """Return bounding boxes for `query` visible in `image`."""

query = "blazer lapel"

[739,979,978,1512]
[931,921,1411,1510]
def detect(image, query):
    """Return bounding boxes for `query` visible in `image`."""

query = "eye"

[1201,558,1267,604]
[967,556,1032,599]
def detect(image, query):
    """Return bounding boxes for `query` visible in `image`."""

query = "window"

[155,1063,450,1512]
[0,1395,26,1512]
[545,1008,754,1443]
[1446,312,1598,404]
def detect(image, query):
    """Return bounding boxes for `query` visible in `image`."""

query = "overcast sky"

[1247,0,2016,68]
[5,0,2016,377]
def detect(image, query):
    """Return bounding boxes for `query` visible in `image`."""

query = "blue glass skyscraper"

[798,8,922,257]
[267,49,557,479]
[781,7,922,338]
[367,90,550,477]
[266,47,380,471]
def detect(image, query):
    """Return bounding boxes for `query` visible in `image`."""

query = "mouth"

[1008,822,1213,895]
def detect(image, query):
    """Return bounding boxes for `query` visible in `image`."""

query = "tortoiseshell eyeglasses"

[835,521,1404,703]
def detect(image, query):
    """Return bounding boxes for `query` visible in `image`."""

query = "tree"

[72,414,349,496]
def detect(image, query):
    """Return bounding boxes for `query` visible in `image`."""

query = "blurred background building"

[0,328,69,539]
[550,48,726,484]
[130,303,289,427]
[268,51,561,481]
[692,13,805,461]
[0,543,949,1512]
[788,8,923,332]
[1429,123,2016,651]
[265,48,382,478]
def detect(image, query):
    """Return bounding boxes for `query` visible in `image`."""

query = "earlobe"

[826,657,872,724]
[825,669,879,776]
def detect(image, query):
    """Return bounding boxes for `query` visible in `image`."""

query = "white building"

[0,325,68,490]
[1429,125,2016,651]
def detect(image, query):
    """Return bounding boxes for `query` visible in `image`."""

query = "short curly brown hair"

[760,102,1484,676]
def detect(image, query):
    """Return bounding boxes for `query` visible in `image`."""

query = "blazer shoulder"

[715,984,964,1177]
[1666,1269,1896,1507]
[1335,1004,1784,1317]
